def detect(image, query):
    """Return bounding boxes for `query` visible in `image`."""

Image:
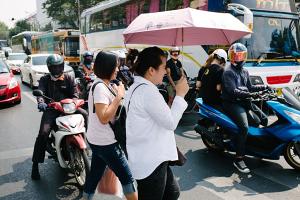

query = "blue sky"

[0,0,37,28]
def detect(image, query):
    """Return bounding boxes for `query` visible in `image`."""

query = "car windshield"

[32,56,48,65]
[8,54,27,61]
[0,60,10,73]
[238,16,300,60]
[0,40,8,48]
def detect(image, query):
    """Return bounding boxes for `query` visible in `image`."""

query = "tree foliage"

[43,0,105,29]
[9,20,31,38]
[41,22,53,31]
[0,21,9,39]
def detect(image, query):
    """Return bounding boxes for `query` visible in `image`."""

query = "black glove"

[265,85,276,93]
[250,92,260,98]
[37,102,48,112]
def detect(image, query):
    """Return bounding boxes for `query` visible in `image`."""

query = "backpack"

[91,81,146,152]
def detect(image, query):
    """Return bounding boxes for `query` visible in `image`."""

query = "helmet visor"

[229,51,247,62]
[49,64,64,78]
[85,56,93,61]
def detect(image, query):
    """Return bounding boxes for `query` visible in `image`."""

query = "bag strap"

[91,80,146,114]
[91,80,103,113]
[91,80,119,113]
[127,83,147,112]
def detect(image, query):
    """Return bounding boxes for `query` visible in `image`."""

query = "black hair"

[93,51,119,80]
[126,48,139,67]
[133,46,166,77]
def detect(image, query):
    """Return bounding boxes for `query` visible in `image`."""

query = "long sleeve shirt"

[221,65,266,102]
[125,76,187,179]
[37,74,78,103]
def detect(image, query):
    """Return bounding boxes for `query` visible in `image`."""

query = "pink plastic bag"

[97,168,121,196]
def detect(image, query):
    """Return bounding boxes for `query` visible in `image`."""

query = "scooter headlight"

[284,110,300,124]
[62,103,76,114]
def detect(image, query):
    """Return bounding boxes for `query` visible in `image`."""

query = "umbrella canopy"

[123,7,252,46]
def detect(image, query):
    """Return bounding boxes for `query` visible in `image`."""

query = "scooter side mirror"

[32,89,43,97]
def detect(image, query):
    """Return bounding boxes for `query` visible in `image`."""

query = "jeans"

[32,108,88,163]
[222,101,263,157]
[137,162,180,200]
[83,142,136,195]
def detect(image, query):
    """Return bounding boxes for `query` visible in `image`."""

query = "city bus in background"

[80,0,300,95]
[31,29,80,67]
[11,31,40,55]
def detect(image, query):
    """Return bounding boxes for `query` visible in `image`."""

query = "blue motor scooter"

[194,88,300,170]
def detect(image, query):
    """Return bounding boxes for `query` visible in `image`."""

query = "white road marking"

[0,180,26,198]
[22,91,37,104]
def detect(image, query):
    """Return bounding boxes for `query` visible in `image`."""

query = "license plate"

[276,88,282,96]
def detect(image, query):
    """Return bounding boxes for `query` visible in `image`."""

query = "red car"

[0,59,21,104]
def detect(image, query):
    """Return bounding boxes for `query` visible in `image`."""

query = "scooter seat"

[196,98,238,130]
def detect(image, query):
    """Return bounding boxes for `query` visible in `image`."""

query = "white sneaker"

[233,160,250,173]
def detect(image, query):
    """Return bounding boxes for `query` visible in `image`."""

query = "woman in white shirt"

[125,47,189,200]
[83,51,138,200]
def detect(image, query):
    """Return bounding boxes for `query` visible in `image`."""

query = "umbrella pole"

[181,28,185,78]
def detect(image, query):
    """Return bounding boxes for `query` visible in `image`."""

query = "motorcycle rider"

[221,43,269,173]
[113,50,134,87]
[166,46,185,106]
[31,54,88,180]
[81,51,94,76]
[196,49,227,109]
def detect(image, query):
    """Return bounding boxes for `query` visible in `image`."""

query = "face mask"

[232,61,244,70]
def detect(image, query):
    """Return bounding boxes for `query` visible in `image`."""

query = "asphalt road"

[0,75,299,200]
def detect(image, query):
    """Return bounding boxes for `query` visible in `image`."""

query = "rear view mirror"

[32,89,43,96]
[227,3,253,39]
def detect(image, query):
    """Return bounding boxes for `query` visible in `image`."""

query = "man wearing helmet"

[221,43,269,173]
[166,46,185,105]
[81,51,94,76]
[31,54,88,180]
[196,48,227,109]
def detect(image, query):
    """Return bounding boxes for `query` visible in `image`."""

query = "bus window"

[90,11,103,32]
[0,40,9,49]
[103,9,112,30]
[238,16,299,59]
[81,17,86,34]
[65,37,79,57]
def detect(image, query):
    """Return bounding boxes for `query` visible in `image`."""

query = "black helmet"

[46,54,64,78]
[83,51,93,66]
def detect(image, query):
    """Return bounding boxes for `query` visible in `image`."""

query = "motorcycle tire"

[202,135,224,152]
[69,146,90,188]
[283,142,300,171]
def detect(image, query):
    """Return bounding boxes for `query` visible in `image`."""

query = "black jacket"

[221,65,266,102]
[37,74,78,104]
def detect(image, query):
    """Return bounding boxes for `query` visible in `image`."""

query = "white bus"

[11,31,40,55]
[80,0,208,78]
[80,0,300,95]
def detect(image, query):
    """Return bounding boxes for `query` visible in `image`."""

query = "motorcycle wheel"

[202,135,224,152]
[283,142,300,171]
[69,147,90,188]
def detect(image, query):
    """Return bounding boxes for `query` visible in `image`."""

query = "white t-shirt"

[86,78,117,145]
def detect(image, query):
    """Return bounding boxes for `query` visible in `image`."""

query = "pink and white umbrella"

[123,7,252,46]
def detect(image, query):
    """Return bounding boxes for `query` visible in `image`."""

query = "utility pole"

[77,0,81,29]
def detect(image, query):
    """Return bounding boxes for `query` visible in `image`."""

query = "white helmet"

[110,49,127,59]
[169,46,180,53]
[213,49,227,62]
